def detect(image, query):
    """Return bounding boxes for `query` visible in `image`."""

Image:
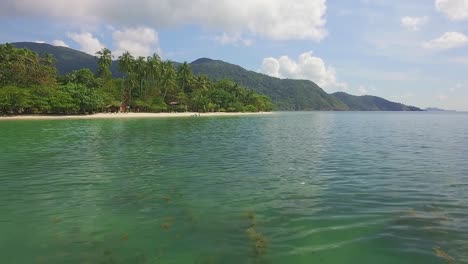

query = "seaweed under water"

[160,217,174,230]
[244,210,268,258]
[433,247,456,263]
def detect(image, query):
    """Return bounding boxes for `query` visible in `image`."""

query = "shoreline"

[0,112,272,121]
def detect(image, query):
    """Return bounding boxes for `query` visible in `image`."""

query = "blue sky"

[1,0,467,110]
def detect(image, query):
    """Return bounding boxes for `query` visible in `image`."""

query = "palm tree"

[42,53,56,67]
[193,75,211,93]
[160,60,177,101]
[134,56,148,98]
[177,62,193,94]
[96,48,113,80]
[118,51,134,76]
[118,51,136,107]
[146,53,161,95]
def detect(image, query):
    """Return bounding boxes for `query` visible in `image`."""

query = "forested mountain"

[332,92,422,111]
[9,42,422,111]
[190,58,347,110]
[11,42,121,76]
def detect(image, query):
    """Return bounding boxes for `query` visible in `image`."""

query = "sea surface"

[0,112,467,264]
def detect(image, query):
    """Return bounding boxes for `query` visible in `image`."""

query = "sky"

[0,0,467,110]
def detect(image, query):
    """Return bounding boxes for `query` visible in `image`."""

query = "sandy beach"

[0,112,272,121]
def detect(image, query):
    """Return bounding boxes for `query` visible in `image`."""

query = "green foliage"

[0,43,57,87]
[11,42,121,76]
[244,105,257,112]
[0,86,32,115]
[48,89,79,114]
[190,58,346,111]
[8,42,423,112]
[1,44,272,115]
[0,85,79,115]
[60,83,105,114]
[59,68,101,88]
[113,51,271,113]
[151,97,168,112]
[96,48,113,81]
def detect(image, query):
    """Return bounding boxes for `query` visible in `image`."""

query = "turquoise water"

[0,112,467,263]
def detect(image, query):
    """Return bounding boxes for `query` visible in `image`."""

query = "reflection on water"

[0,112,467,263]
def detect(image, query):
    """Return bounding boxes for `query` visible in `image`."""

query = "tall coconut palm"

[146,53,161,95]
[193,75,211,93]
[96,48,113,80]
[160,60,177,101]
[134,56,148,98]
[118,51,134,76]
[118,51,136,106]
[177,62,193,94]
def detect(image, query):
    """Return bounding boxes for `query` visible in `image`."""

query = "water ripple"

[0,112,467,263]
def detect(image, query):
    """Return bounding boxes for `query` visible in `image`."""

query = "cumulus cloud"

[260,51,347,91]
[435,0,468,20]
[113,26,159,57]
[34,40,45,43]
[52,39,68,47]
[1,0,327,41]
[401,16,428,31]
[422,32,468,50]
[214,33,253,47]
[68,32,104,55]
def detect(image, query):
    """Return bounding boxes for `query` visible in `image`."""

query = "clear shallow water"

[0,112,467,264]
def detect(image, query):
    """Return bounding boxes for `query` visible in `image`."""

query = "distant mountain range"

[332,92,421,111]
[424,107,456,112]
[10,42,422,111]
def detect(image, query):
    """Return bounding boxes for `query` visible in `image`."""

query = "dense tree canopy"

[0,44,273,115]
[0,43,57,87]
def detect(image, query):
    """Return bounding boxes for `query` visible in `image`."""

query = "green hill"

[9,42,421,111]
[11,42,121,76]
[190,58,347,110]
[332,92,421,111]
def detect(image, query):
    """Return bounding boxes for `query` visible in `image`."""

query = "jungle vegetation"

[10,42,422,112]
[0,44,273,115]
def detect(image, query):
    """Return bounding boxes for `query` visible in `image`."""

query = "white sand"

[0,112,272,121]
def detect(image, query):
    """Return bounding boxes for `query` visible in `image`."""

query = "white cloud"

[52,39,68,47]
[113,26,159,57]
[261,58,281,77]
[2,0,327,41]
[34,40,45,43]
[357,86,369,95]
[401,16,428,31]
[260,51,348,91]
[214,33,253,47]
[435,0,468,20]
[422,32,468,50]
[68,32,104,55]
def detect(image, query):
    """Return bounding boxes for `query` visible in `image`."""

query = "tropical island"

[0,43,274,116]
[1,42,423,117]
